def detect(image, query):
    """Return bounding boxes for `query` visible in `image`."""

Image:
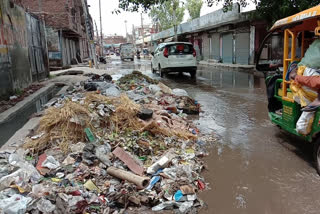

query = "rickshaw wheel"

[313,139,320,175]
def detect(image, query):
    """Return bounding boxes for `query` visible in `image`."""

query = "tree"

[118,0,319,27]
[253,0,319,25]
[149,0,185,41]
[186,0,203,20]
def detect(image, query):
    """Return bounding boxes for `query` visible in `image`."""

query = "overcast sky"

[87,0,255,37]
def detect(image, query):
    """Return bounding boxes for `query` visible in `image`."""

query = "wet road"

[105,57,320,214]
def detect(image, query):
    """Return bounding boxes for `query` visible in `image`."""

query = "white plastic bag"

[296,111,315,135]
[0,194,32,214]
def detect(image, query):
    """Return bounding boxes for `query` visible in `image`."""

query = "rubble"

[0,71,215,213]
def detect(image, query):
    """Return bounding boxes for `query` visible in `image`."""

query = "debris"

[0,194,32,214]
[147,150,175,174]
[152,201,181,211]
[107,166,150,189]
[138,109,153,120]
[172,88,189,97]
[37,198,56,213]
[0,71,212,213]
[145,175,161,190]
[112,147,144,176]
[41,155,60,169]
[84,180,100,193]
[180,185,197,195]
[85,128,96,142]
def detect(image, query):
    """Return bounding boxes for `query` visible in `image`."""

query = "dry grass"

[24,100,93,154]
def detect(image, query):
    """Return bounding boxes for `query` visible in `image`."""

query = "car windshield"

[167,44,193,55]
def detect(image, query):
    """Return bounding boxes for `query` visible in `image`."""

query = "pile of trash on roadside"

[0,71,214,214]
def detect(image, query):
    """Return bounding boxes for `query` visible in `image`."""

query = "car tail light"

[163,47,169,58]
[193,48,196,57]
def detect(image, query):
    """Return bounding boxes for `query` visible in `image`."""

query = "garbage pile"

[0,71,214,214]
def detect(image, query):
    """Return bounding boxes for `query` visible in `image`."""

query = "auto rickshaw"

[256,5,320,174]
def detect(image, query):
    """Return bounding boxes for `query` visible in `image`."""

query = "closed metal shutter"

[211,33,220,60]
[235,32,250,64]
[222,33,233,63]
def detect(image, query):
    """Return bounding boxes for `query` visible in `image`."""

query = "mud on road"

[106,57,320,214]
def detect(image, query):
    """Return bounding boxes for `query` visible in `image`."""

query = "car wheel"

[159,65,164,78]
[313,138,320,175]
[190,70,196,79]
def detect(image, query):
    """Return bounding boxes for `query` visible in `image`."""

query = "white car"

[151,42,197,78]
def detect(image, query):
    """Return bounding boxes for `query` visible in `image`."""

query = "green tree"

[149,0,185,41]
[253,0,319,25]
[186,0,203,20]
[118,0,319,27]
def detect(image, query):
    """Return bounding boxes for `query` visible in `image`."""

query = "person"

[290,68,320,111]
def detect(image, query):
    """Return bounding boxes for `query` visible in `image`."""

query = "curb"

[0,83,56,124]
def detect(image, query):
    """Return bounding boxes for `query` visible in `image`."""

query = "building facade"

[0,0,49,98]
[151,4,268,65]
[19,0,94,67]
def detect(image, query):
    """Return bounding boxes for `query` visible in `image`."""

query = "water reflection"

[197,66,265,90]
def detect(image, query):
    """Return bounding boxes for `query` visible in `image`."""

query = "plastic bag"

[42,156,60,169]
[0,194,32,214]
[172,89,189,97]
[37,198,56,213]
[296,111,315,135]
[299,40,320,69]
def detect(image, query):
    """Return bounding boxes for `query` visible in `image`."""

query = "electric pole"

[99,0,103,56]
[132,24,136,49]
[141,13,145,48]
[124,20,128,42]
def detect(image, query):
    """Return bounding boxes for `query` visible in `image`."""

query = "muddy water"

[113,58,320,214]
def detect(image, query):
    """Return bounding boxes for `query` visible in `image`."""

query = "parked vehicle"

[120,43,135,61]
[151,42,197,78]
[256,5,320,174]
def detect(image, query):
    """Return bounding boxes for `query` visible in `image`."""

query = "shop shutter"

[211,33,220,60]
[222,33,233,63]
[235,32,250,64]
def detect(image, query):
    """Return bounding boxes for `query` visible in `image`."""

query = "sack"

[296,111,315,135]
[299,39,320,69]
[290,66,320,107]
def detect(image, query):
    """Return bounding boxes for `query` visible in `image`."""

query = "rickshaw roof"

[270,5,320,31]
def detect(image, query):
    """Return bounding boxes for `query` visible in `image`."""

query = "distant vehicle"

[120,43,135,61]
[151,42,197,78]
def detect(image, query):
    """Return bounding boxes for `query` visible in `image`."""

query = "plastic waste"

[37,198,56,213]
[149,85,161,94]
[174,190,184,201]
[0,194,32,214]
[151,201,181,211]
[32,184,48,198]
[105,86,121,97]
[296,111,315,135]
[147,150,175,174]
[179,201,194,213]
[145,176,161,190]
[84,180,101,193]
[172,88,189,97]
[95,143,112,166]
[42,155,60,169]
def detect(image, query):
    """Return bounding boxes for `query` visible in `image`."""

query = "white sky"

[87,0,255,37]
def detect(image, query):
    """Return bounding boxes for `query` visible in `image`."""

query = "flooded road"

[106,57,320,214]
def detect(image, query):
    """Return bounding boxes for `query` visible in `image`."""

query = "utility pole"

[124,20,128,42]
[141,13,145,48]
[99,0,103,56]
[132,24,136,49]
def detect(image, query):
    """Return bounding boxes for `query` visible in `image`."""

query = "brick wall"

[19,0,82,34]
